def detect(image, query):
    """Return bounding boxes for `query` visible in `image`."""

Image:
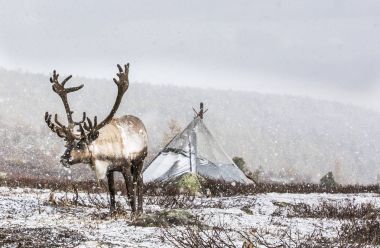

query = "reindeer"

[44,64,148,214]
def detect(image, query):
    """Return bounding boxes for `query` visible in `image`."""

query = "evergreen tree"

[320,171,337,188]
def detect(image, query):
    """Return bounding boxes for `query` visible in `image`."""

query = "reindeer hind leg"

[133,158,144,214]
[122,160,136,213]
[107,170,116,213]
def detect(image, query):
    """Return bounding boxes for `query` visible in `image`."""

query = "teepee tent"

[143,103,252,184]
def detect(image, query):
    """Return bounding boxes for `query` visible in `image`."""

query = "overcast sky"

[1,0,380,110]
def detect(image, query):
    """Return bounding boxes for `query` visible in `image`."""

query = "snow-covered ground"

[0,187,379,247]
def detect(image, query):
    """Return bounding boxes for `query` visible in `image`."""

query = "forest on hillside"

[1,68,380,184]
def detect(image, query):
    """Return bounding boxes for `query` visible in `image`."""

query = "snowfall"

[0,186,379,247]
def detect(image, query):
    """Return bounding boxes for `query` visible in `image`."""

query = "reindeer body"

[86,115,148,180]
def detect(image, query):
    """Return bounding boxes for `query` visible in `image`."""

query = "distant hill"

[1,68,380,184]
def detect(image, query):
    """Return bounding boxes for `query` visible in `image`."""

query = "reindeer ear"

[88,131,99,142]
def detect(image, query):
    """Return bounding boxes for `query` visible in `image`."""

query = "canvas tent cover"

[143,117,252,184]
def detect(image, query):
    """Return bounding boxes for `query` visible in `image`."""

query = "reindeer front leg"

[107,170,116,213]
[122,160,136,213]
[133,159,144,214]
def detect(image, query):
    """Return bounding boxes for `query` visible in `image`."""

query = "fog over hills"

[1,68,380,184]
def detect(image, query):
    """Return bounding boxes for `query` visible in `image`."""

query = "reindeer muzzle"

[60,157,71,168]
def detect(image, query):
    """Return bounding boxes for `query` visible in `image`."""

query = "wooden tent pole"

[199,102,204,119]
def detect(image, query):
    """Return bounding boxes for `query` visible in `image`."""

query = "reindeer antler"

[96,64,129,130]
[80,64,130,141]
[50,70,84,127]
[45,113,66,138]
[45,64,130,142]
[45,70,85,141]
[80,116,99,141]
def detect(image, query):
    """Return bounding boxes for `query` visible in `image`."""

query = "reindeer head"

[45,64,130,167]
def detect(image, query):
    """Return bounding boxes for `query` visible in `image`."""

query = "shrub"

[175,173,202,195]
